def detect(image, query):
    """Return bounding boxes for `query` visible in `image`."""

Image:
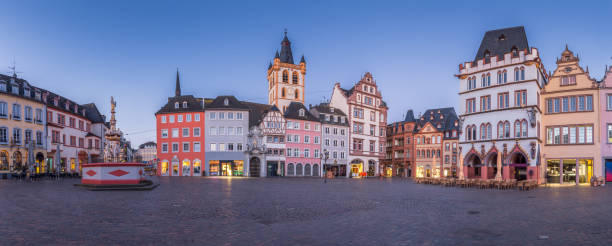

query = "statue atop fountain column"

[104,96,127,162]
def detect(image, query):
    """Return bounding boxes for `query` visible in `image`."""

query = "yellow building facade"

[540,47,600,185]
[0,74,47,177]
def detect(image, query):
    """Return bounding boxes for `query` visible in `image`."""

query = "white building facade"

[457,26,548,182]
[330,72,388,177]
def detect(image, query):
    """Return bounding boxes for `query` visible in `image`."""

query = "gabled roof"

[414,107,460,138]
[156,95,204,114]
[0,74,43,103]
[139,141,157,149]
[242,101,274,127]
[283,102,318,122]
[205,95,249,110]
[81,103,106,123]
[475,26,529,61]
[310,103,349,126]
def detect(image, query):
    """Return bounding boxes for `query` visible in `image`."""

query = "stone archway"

[508,151,528,181]
[464,153,482,179]
[484,151,499,179]
[249,157,261,177]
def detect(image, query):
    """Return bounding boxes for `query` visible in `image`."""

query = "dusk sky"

[1,0,611,147]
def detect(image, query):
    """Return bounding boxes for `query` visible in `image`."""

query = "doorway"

[250,157,261,177]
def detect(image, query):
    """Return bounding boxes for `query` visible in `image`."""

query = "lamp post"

[457,115,465,180]
[322,149,329,181]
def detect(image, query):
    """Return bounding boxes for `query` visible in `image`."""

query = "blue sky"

[1,0,611,147]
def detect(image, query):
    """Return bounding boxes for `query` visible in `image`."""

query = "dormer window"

[498,34,506,41]
[564,56,570,61]
[0,81,6,92]
[437,123,441,128]
[223,98,229,106]
[484,50,491,58]
[174,102,179,109]
[299,109,305,117]
[24,87,30,97]
[183,101,187,108]
[330,108,334,113]
[11,83,19,95]
[511,46,518,56]
[325,115,330,121]
[440,115,444,119]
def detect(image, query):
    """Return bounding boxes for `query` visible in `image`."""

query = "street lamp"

[321,149,329,179]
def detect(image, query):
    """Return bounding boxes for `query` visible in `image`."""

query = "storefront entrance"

[209,160,244,176]
[547,158,593,184]
[250,157,260,177]
[350,159,363,177]
[267,161,279,177]
[607,160,612,182]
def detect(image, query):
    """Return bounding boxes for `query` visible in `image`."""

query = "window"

[210,143,217,151]
[169,115,174,123]
[12,104,21,120]
[195,113,200,121]
[36,131,42,145]
[219,143,226,151]
[194,128,200,137]
[520,67,525,80]
[0,127,7,143]
[236,127,243,135]
[282,70,288,83]
[561,75,577,86]
[236,112,243,120]
[183,102,188,108]
[177,115,183,122]
[547,125,593,145]
[186,114,191,122]
[515,90,527,107]
[228,112,234,120]
[299,109,305,117]
[608,124,612,143]
[183,142,190,152]
[161,129,169,138]
[174,102,179,109]
[294,122,299,129]
[304,135,310,143]
[227,127,234,135]
[24,107,32,121]
[498,93,509,109]
[514,68,520,81]
[294,149,299,157]
[194,142,201,152]
[314,136,320,144]
[480,96,491,111]
[209,127,217,135]
[219,112,225,120]
[162,143,168,153]
[219,127,225,135]
[171,129,179,138]
[13,128,21,144]
[304,149,310,158]
[466,98,476,113]
[0,102,7,118]
[209,112,216,120]
[305,123,310,130]
[521,120,528,137]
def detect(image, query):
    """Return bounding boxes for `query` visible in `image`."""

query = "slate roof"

[279,32,294,64]
[310,103,349,127]
[139,141,156,149]
[81,103,106,123]
[242,101,275,127]
[414,107,460,139]
[475,26,529,61]
[0,74,43,103]
[156,95,204,114]
[205,95,250,110]
[283,102,319,122]
[404,109,415,122]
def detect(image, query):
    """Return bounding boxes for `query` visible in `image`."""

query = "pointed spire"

[175,68,181,97]
[274,50,280,59]
[279,29,294,64]
[586,66,589,73]
[565,44,569,51]
[300,55,306,64]
[268,61,273,69]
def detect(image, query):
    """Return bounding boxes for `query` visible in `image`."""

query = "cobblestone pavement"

[1,177,612,246]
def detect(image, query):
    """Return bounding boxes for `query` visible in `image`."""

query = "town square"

[1,0,612,245]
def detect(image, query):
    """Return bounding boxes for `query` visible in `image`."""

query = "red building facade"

[383,110,416,177]
[155,71,205,176]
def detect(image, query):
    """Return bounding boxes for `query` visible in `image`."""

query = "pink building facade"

[600,66,612,182]
[284,102,321,177]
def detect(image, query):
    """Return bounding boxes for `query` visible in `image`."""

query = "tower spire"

[175,68,181,97]
[279,29,294,64]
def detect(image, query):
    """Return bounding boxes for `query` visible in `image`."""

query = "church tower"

[267,30,306,113]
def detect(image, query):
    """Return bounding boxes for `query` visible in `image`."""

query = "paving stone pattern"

[1,177,611,245]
